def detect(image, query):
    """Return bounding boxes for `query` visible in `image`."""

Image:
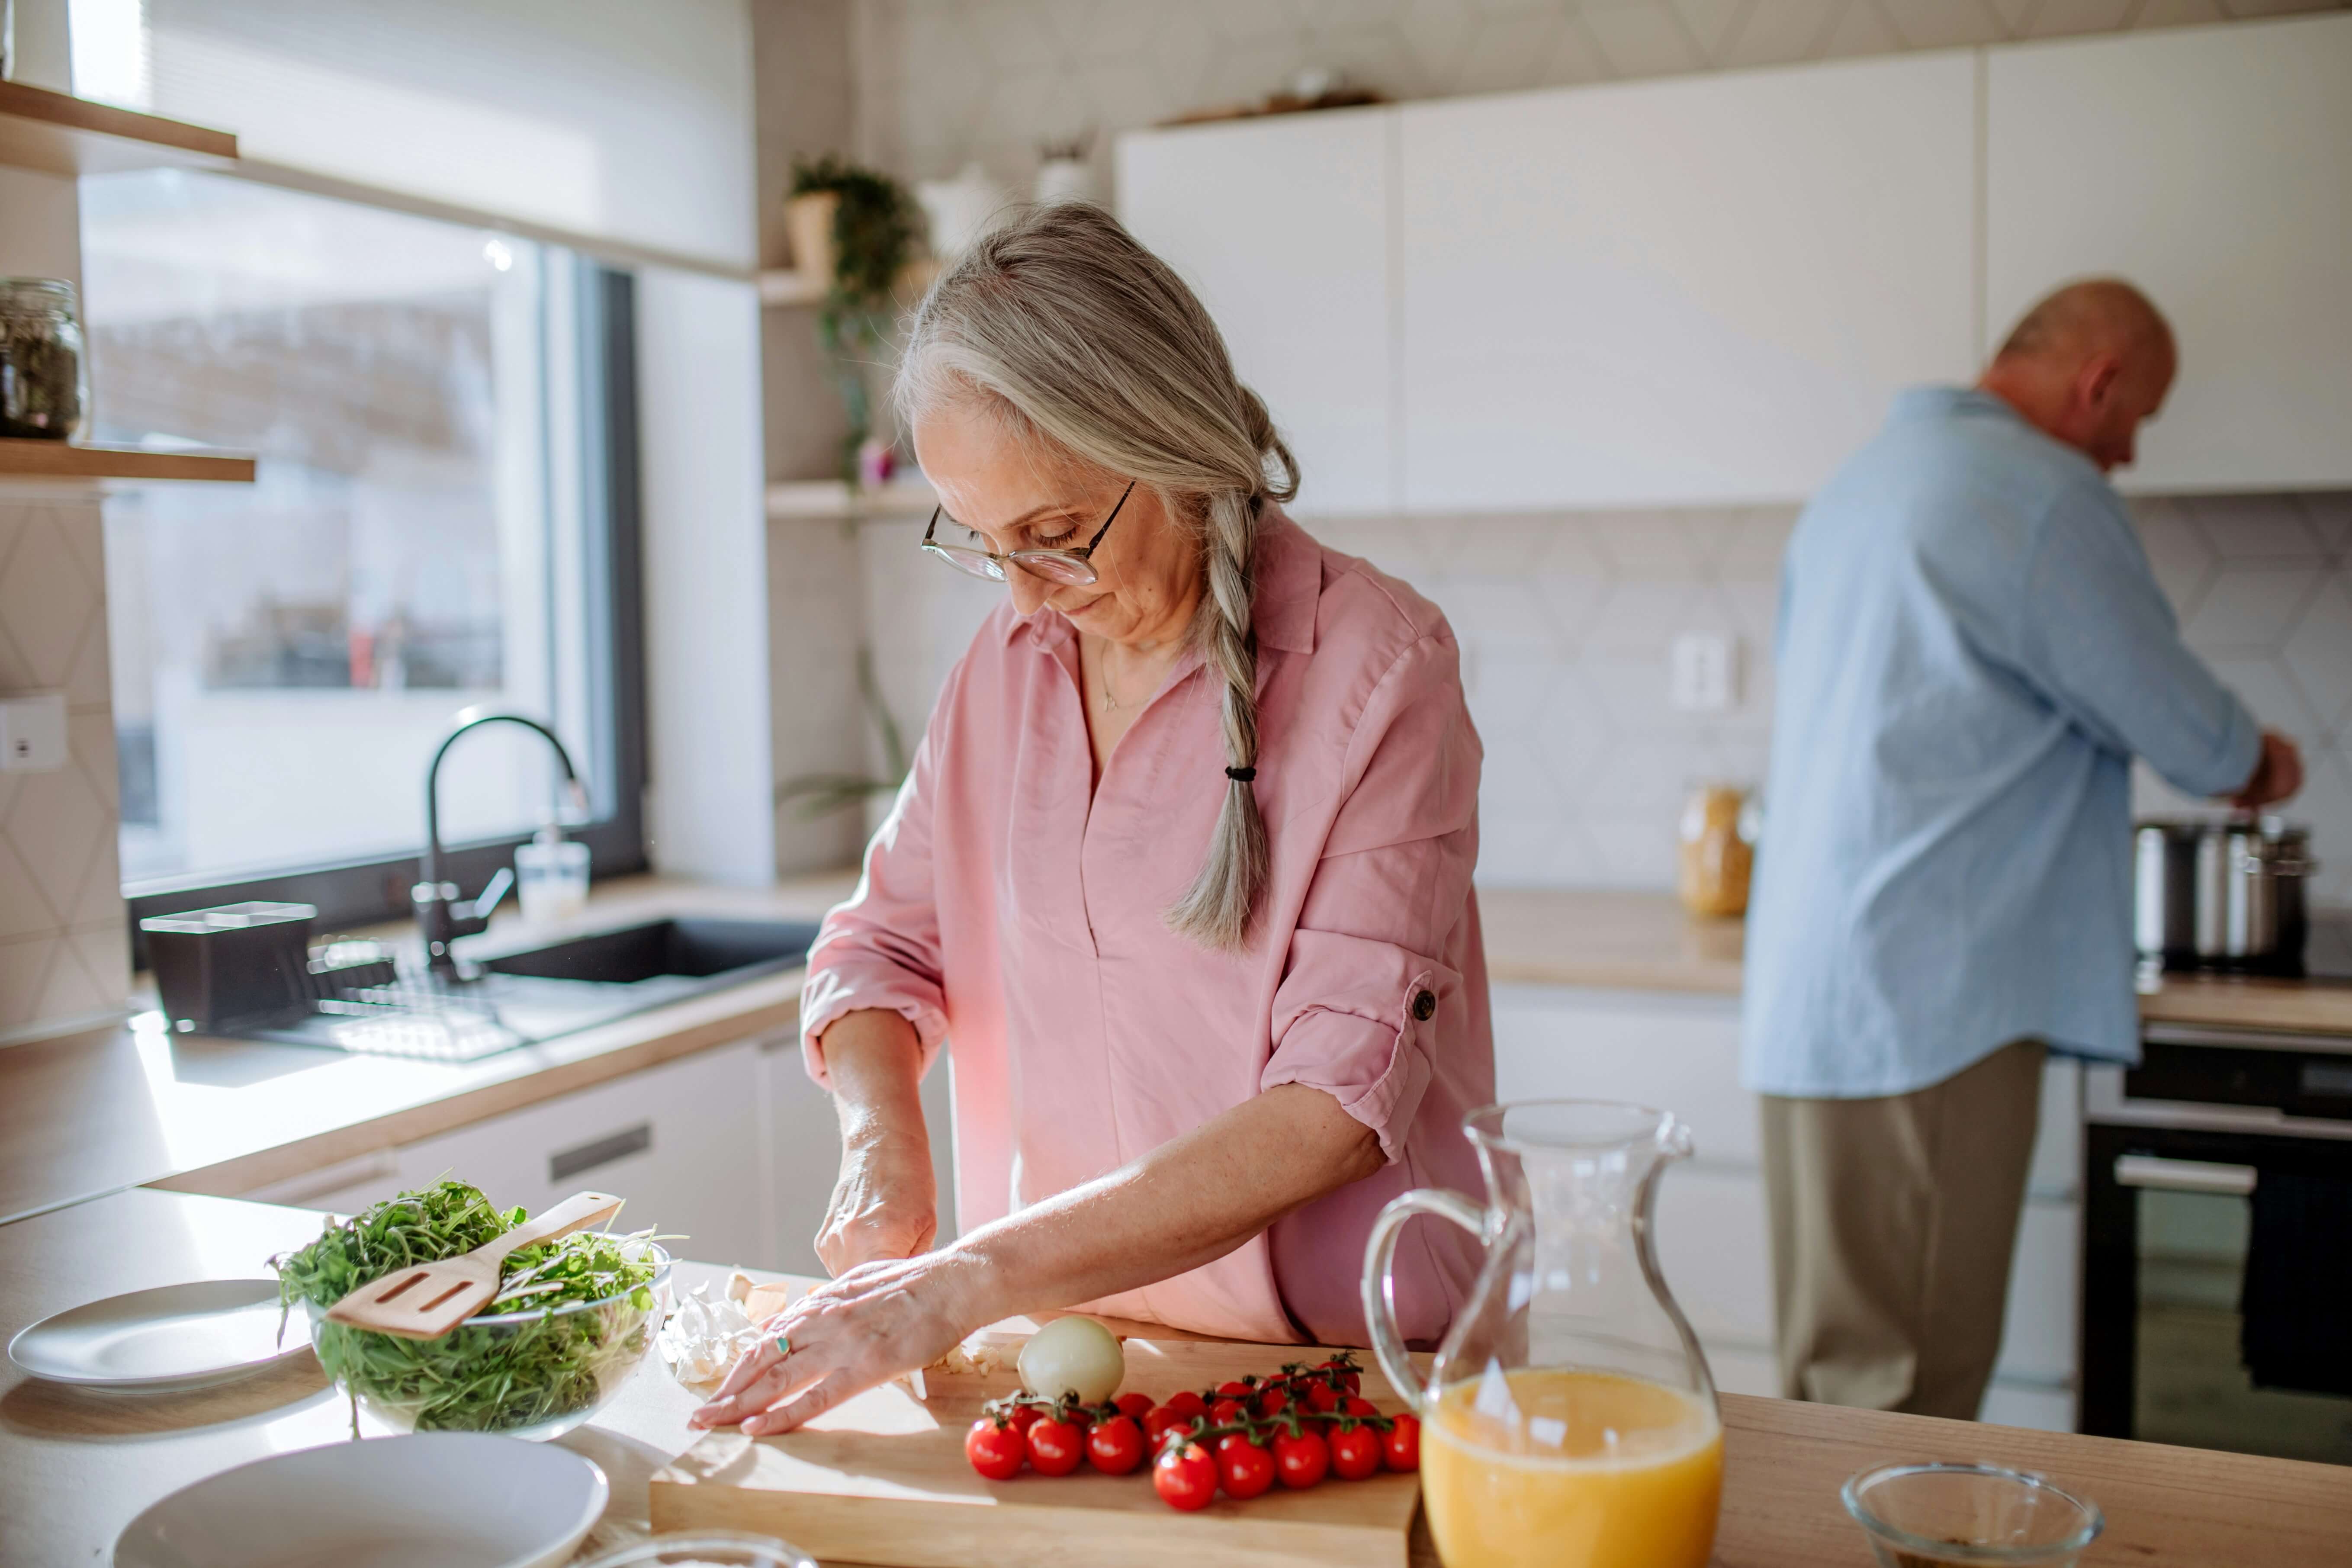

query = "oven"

[2082,1019,2352,1463]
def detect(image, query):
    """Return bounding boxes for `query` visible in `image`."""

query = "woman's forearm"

[941,1082,1384,1327]
[819,1008,932,1157]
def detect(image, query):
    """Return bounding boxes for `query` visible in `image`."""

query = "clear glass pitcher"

[1362,1100,1722,1568]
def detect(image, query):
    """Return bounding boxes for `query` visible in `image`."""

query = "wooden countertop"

[0,872,858,1226]
[4,1190,2347,1567]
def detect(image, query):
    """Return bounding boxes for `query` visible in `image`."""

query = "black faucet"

[416,710,588,974]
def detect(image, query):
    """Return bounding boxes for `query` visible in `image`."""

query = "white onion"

[1016,1315,1125,1404]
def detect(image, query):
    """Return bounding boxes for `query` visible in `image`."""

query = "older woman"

[694,203,1491,1437]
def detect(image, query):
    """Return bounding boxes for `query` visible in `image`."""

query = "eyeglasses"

[920,480,1135,586]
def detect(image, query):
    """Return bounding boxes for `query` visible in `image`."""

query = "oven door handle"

[2112,1154,2258,1196]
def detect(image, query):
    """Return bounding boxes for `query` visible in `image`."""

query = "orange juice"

[1420,1368,1723,1568]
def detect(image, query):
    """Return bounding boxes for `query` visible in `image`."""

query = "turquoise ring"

[773,1332,792,1359]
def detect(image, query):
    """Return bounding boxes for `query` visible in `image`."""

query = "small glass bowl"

[1844,1462,2104,1568]
[305,1241,671,1442]
[575,1533,817,1568]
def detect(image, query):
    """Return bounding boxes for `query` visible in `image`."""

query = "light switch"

[1669,633,1739,713]
[0,692,67,772]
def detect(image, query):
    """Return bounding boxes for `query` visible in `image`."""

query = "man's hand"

[2234,730,2304,809]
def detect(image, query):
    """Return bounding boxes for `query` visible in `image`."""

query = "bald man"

[1742,280,2303,1421]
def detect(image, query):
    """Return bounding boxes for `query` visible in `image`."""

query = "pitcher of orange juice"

[1362,1101,1722,1568]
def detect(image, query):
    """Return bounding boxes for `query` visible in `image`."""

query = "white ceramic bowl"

[113,1433,607,1568]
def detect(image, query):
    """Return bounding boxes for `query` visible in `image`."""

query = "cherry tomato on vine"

[1214,1430,1259,1457]
[1218,1439,1276,1499]
[965,1419,1025,1480]
[1143,1406,1194,1447]
[1318,1358,1362,1395]
[1154,1440,1218,1511]
[1114,1392,1155,1423]
[1086,1414,1145,1476]
[1382,1413,1422,1472]
[1006,1404,1041,1437]
[1161,1389,1209,1421]
[1209,1396,1248,1425]
[1303,1382,1342,1414]
[1340,1395,1379,1418]
[1273,1429,1330,1490]
[1256,1386,1290,1417]
[1026,1416,1086,1477]
[1215,1379,1255,1400]
[1330,1426,1382,1480]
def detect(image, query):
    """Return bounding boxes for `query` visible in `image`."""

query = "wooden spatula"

[325,1191,624,1340]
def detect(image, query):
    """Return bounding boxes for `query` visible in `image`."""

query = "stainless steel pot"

[2135,816,2316,973]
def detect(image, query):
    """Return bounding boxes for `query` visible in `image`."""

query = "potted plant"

[786,156,919,485]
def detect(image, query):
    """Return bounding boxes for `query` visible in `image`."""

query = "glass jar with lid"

[0,277,89,440]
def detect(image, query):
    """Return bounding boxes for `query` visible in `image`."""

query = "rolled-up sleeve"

[2014,489,2261,798]
[798,694,954,1088]
[1261,634,1481,1162]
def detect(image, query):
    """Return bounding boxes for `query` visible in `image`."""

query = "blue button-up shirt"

[1742,388,2260,1098]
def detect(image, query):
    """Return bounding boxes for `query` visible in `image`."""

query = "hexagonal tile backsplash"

[857,492,2352,907]
[0,496,132,1042]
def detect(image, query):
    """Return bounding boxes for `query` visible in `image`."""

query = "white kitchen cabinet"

[1116,107,1398,514]
[1986,14,2352,494]
[1491,984,1754,1164]
[1399,52,1978,510]
[760,1030,959,1279]
[392,1040,771,1269]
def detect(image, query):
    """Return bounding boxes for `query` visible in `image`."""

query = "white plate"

[8,1279,308,1391]
[114,1433,608,1568]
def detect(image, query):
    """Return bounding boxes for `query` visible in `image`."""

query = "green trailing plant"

[776,645,910,820]
[272,1179,664,1435]
[790,155,919,484]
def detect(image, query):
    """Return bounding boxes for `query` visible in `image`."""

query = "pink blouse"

[800,511,1493,1347]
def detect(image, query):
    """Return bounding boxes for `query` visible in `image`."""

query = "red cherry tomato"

[1087,1414,1145,1476]
[1154,1441,1218,1511]
[1340,1395,1379,1418]
[1273,1429,1330,1489]
[1303,1382,1342,1414]
[1318,1358,1362,1395]
[1215,1379,1255,1399]
[1026,1416,1085,1477]
[965,1418,1025,1480]
[1330,1425,1382,1480]
[1115,1392,1155,1423]
[1161,1389,1209,1420]
[1007,1404,1041,1437]
[1256,1386,1290,1417]
[1209,1396,1248,1425]
[1383,1413,1421,1472]
[1143,1406,1194,1447]
[1214,1430,1259,1456]
[1218,1439,1276,1499]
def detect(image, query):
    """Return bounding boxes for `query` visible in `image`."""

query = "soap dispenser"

[515,822,590,923]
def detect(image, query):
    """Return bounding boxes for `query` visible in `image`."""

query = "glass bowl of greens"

[275,1180,672,1442]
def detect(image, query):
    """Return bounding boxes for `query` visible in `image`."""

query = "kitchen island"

[4,1186,2349,1566]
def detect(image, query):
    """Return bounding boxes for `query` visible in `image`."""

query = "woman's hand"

[812,1007,938,1275]
[689,1251,983,1435]
[817,1129,937,1275]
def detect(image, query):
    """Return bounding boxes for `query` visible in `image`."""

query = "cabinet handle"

[2112,1154,2256,1196]
[550,1122,652,1183]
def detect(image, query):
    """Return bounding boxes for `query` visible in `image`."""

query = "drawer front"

[1492,986,1755,1167]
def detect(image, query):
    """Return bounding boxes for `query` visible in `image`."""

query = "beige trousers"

[1758,1040,2045,1420]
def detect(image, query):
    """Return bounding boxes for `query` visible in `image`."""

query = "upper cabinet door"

[1118,108,1396,514]
[1986,15,2352,494]
[1400,54,1979,511]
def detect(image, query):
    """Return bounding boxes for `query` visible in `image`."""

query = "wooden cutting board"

[649,1327,1424,1568]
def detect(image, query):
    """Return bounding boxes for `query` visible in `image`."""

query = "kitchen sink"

[212,916,821,1062]
[480,917,820,985]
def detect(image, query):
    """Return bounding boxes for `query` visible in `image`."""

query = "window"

[82,169,644,937]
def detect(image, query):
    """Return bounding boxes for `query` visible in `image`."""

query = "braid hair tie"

[1225,766,1256,782]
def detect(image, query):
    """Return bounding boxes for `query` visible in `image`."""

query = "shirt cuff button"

[1411,989,1436,1022]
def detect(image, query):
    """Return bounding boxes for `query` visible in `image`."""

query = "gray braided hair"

[893,202,1298,949]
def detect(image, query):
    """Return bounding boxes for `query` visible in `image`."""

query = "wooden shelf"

[0,440,256,485]
[0,81,236,178]
[758,270,825,307]
[765,477,936,519]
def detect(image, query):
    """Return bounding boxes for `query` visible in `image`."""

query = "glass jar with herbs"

[0,278,89,440]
